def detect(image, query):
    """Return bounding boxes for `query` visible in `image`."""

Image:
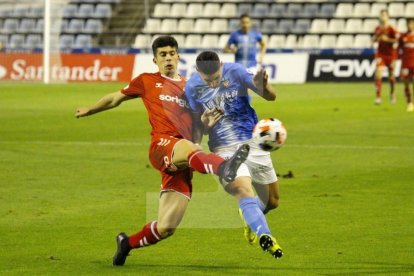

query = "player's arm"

[224,33,238,54]
[252,69,276,101]
[258,37,267,65]
[192,111,204,145]
[75,91,133,118]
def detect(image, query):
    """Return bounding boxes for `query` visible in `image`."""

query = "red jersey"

[374,24,398,56]
[121,72,192,140]
[399,31,414,68]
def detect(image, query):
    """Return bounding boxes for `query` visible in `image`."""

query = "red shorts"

[400,67,414,81]
[375,54,396,68]
[149,134,193,199]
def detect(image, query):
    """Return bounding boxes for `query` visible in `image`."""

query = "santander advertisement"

[0,53,135,82]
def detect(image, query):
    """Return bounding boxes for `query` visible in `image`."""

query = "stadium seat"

[9,34,25,49]
[1,19,19,34]
[211,19,228,33]
[153,4,170,17]
[302,4,319,18]
[177,19,193,33]
[310,19,328,33]
[267,35,285,48]
[76,4,94,18]
[285,4,302,18]
[93,4,111,18]
[203,3,220,17]
[133,34,151,48]
[238,4,252,16]
[362,19,378,33]
[354,34,372,48]
[398,18,407,33]
[74,34,92,48]
[269,4,286,18]
[187,3,203,18]
[335,3,353,18]
[262,19,278,34]
[143,19,161,33]
[27,5,44,18]
[285,34,298,48]
[353,3,370,18]
[66,19,84,33]
[406,3,414,17]
[18,19,36,33]
[83,19,102,34]
[170,3,186,18]
[252,3,269,17]
[301,35,319,48]
[24,34,42,49]
[276,19,294,33]
[318,4,336,18]
[160,19,177,33]
[336,34,354,48]
[370,3,386,17]
[0,34,8,48]
[219,3,236,17]
[201,34,219,49]
[13,5,29,18]
[328,19,345,33]
[345,19,363,33]
[63,4,77,18]
[58,20,69,33]
[388,3,405,17]
[228,19,239,32]
[185,34,202,48]
[292,19,311,34]
[218,34,230,47]
[34,19,43,33]
[0,4,13,18]
[319,35,336,48]
[194,19,210,33]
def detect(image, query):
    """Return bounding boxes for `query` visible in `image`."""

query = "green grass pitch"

[1,82,413,275]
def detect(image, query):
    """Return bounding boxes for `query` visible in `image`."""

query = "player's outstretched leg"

[113,232,132,266]
[259,234,283,259]
[218,144,250,183]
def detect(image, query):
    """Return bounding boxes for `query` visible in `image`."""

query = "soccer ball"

[252,118,287,151]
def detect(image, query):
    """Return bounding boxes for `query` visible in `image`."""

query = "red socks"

[128,221,161,249]
[188,150,224,174]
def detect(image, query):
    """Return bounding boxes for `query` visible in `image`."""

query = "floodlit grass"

[1,82,413,275]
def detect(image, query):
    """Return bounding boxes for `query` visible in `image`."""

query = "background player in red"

[75,36,249,266]
[372,9,399,105]
[399,18,414,112]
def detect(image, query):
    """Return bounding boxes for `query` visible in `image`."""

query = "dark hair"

[240,14,250,20]
[152,36,178,56]
[196,51,221,75]
[380,9,389,15]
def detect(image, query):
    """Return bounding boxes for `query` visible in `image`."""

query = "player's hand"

[253,69,269,89]
[201,108,223,129]
[75,107,91,118]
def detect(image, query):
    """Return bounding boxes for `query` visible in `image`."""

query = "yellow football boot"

[238,208,258,245]
[259,234,283,259]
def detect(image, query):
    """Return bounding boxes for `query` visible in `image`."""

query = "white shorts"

[214,140,278,185]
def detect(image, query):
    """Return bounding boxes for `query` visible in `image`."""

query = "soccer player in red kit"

[372,9,399,105]
[399,18,414,112]
[75,36,249,266]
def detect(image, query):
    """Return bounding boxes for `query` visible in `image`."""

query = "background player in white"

[185,51,282,259]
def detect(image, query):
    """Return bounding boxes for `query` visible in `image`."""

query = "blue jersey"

[227,30,263,68]
[185,63,259,151]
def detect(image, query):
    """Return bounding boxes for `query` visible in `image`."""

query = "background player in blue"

[224,14,266,72]
[185,51,282,259]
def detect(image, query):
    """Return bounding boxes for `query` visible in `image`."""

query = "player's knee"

[157,226,176,239]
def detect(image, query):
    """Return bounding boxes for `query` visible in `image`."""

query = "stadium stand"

[0,0,413,49]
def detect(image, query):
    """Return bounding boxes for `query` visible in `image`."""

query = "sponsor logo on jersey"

[155,82,163,88]
[159,94,189,108]
[222,80,229,87]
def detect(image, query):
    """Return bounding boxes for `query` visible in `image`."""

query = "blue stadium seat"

[24,34,42,49]
[319,4,336,18]
[275,19,294,33]
[1,19,19,34]
[261,19,278,33]
[0,5,13,18]
[74,34,92,48]
[93,4,112,18]
[18,19,36,33]
[228,19,239,32]
[63,4,78,18]
[13,5,29,18]
[60,34,75,49]
[301,4,319,18]
[0,34,8,48]
[34,19,43,33]
[66,19,84,33]
[269,4,285,18]
[238,4,252,16]
[286,4,302,18]
[252,3,269,17]
[83,19,102,34]
[9,34,25,49]
[292,19,311,34]
[76,4,94,18]
[27,5,44,18]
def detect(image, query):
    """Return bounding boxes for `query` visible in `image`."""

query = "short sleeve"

[256,31,263,43]
[121,74,145,98]
[238,66,257,93]
[227,32,238,46]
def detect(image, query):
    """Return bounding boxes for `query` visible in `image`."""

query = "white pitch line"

[0,141,413,151]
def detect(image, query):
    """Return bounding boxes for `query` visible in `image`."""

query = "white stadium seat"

[362,19,378,33]
[285,34,298,48]
[187,3,203,18]
[160,19,177,33]
[310,19,328,33]
[406,3,414,17]
[370,3,387,17]
[178,19,193,33]
[388,3,405,17]
[354,34,372,48]
[398,18,407,33]
[194,19,210,33]
[335,3,353,18]
[218,34,230,48]
[328,19,345,33]
[345,19,363,33]
[336,35,354,48]
[203,3,220,17]
[143,18,161,33]
[170,3,186,17]
[319,35,336,48]
[353,3,370,17]
[268,35,285,48]
[185,34,202,48]
[220,3,237,17]
[201,34,219,49]
[133,34,151,48]
[301,35,319,48]
[153,4,170,17]
[211,19,228,33]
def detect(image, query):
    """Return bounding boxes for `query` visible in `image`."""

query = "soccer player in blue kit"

[185,51,283,259]
[224,14,266,72]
